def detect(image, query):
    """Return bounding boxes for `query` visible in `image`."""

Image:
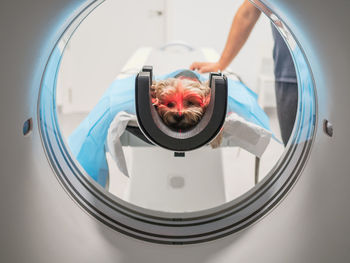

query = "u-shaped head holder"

[135,66,228,151]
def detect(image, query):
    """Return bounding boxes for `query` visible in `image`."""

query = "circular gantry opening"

[39,0,316,244]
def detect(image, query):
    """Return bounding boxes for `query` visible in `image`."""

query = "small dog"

[151,77,211,131]
[150,75,223,148]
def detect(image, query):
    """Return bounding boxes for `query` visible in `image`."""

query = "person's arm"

[190,0,261,73]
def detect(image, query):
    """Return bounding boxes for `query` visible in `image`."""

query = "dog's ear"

[152,97,159,106]
[150,82,159,106]
[150,82,156,97]
[202,92,211,107]
[202,81,211,107]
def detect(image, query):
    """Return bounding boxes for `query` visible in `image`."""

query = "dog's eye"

[167,102,175,108]
[186,101,197,107]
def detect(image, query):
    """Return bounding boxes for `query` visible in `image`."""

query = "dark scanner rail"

[135,66,228,152]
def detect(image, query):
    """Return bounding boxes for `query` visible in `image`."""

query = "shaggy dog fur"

[151,77,222,148]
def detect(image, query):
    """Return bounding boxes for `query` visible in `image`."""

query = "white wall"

[57,0,166,113]
[57,0,274,113]
[165,0,274,92]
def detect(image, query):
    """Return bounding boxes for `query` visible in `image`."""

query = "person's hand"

[189,61,222,73]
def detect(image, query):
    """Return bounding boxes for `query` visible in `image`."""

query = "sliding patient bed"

[69,43,273,211]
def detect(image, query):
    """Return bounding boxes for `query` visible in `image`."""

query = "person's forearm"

[218,1,261,70]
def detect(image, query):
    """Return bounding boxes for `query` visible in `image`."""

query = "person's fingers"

[190,62,204,70]
[198,65,213,74]
[190,62,219,73]
[189,62,197,70]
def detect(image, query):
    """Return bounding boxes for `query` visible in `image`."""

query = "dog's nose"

[174,113,184,122]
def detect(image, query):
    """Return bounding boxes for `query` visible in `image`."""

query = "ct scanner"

[1,0,350,262]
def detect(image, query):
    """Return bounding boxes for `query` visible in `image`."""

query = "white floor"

[58,107,284,212]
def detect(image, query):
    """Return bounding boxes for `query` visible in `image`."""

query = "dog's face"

[151,78,211,131]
